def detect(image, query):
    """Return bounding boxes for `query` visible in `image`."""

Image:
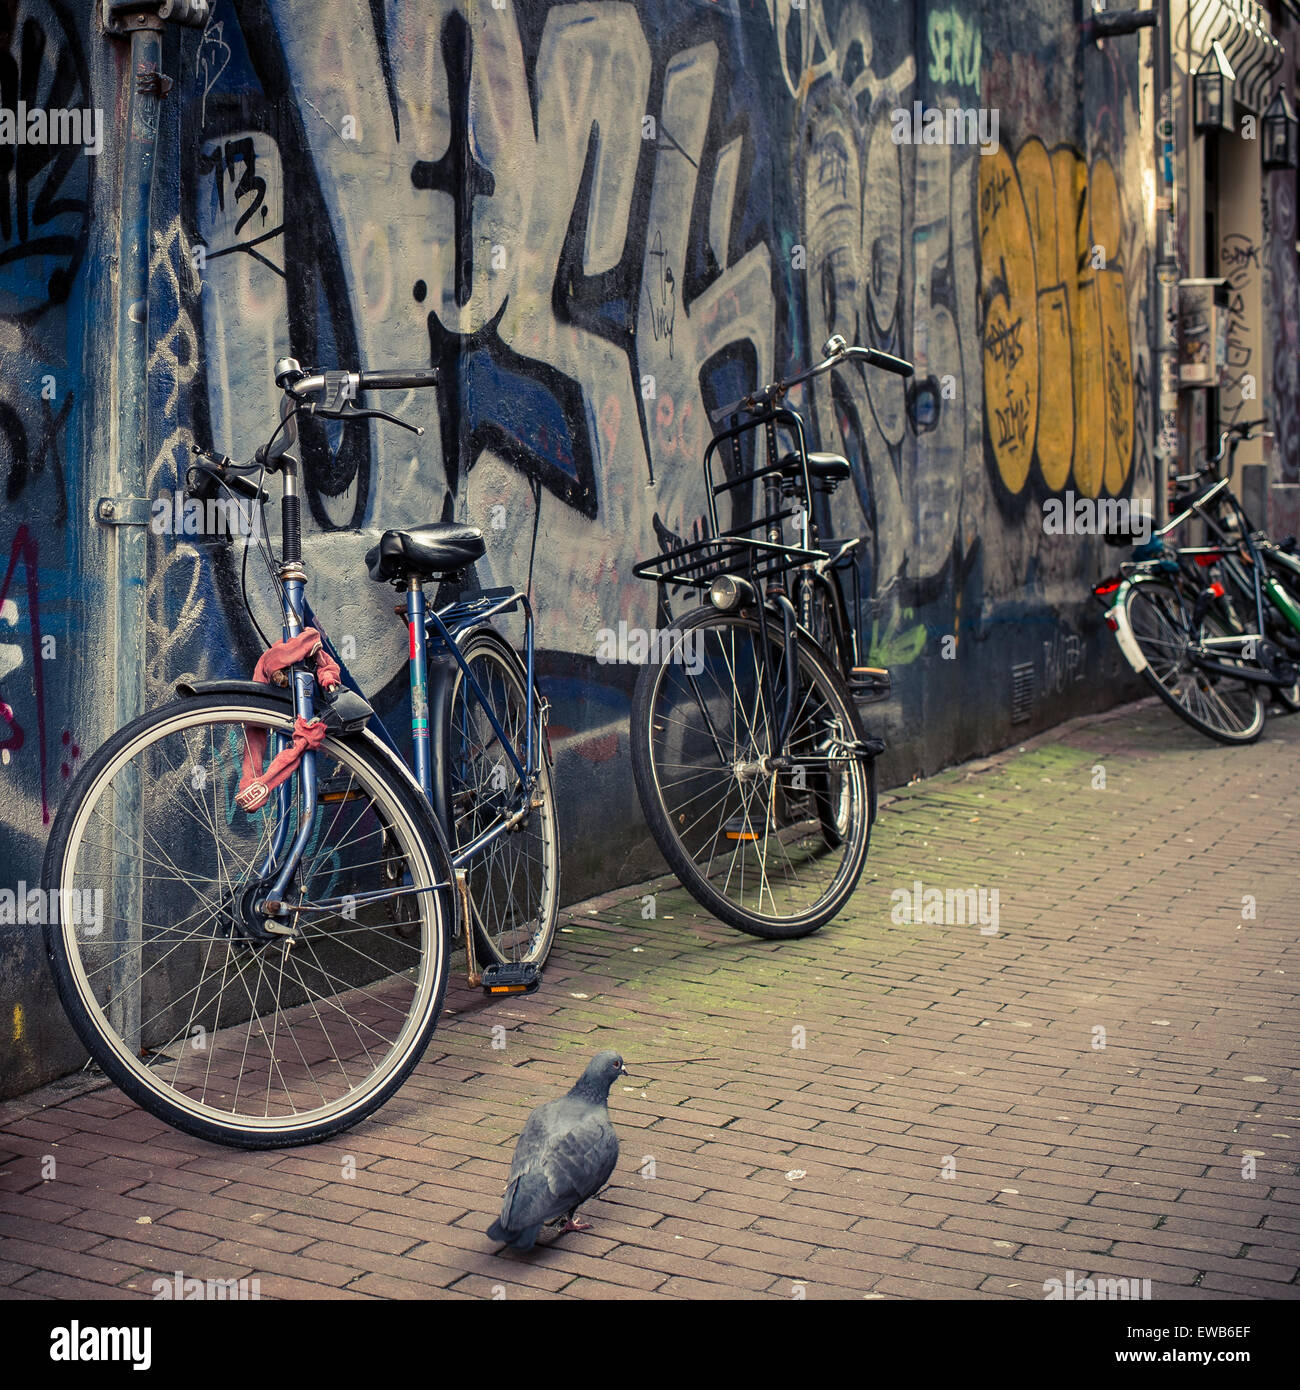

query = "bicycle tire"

[629,606,875,938]
[42,694,454,1148]
[1124,578,1265,744]
[1261,559,1300,711]
[443,629,560,969]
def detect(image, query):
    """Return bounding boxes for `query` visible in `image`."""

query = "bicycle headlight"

[708,575,754,612]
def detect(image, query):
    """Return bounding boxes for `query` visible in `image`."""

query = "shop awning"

[1190,0,1285,114]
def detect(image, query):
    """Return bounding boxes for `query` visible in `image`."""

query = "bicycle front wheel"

[444,630,560,969]
[630,607,874,938]
[42,694,453,1148]
[1124,579,1265,744]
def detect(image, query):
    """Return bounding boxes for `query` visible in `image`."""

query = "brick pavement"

[2,695,1299,1300]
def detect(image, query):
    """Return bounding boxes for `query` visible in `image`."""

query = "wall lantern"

[1194,42,1236,134]
[1262,86,1299,170]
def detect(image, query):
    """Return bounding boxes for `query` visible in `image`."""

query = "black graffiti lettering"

[0,3,91,323]
[644,230,676,359]
[224,138,267,238]
[815,141,848,197]
[198,144,224,211]
[985,313,1024,371]
[994,387,1031,450]
[411,10,495,309]
[0,402,30,505]
[980,166,1012,228]
[4,391,72,525]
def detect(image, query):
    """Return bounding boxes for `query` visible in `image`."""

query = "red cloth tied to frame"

[235,628,341,812]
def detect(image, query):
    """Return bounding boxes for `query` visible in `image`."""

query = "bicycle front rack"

[632,403,830,592]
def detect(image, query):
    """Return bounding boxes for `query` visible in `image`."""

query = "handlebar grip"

[861,347,914,378]
[356,368,440,391]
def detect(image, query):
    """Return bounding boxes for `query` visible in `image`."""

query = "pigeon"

[487,1050,627,1251]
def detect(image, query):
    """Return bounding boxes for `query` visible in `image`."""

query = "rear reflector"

[1104,614,1119,631]
[1094,579,1122,597]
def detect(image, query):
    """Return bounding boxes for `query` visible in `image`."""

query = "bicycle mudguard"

[175,678,374,734]
[176,678,291,702]
[1103,579,1149,674]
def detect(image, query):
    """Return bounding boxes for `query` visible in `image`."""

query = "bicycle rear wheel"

[443,630,560,969]
[630,606,874,938]
[1124,579,1265,743]
[42,694,453,1148]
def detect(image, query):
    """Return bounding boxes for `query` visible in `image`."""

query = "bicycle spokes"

[52,707,446,1134]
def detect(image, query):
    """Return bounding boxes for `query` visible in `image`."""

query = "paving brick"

[3,699,1299,1301]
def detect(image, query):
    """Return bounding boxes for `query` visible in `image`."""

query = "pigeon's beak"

[619,1064,629,1076]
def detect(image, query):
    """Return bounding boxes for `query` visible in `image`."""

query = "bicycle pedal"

[480,962,542,996]
[848,666,891,703]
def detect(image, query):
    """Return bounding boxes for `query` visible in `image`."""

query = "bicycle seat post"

[404,574,433,801]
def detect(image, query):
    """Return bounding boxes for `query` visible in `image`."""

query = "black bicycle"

[42,359,558,1147]
[628,336,913,938]
[1094,418,1300,743]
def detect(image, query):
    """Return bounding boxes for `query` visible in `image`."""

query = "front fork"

[253,573,320,931]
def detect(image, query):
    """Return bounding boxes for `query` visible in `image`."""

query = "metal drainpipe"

[1153,0,1181,526]
[99,0,209,1051]
[100,0,209,729]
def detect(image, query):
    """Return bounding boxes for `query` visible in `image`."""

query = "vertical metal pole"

[98,1,210,1053]
[106,18,165,1055]
[1154,0,1182,526]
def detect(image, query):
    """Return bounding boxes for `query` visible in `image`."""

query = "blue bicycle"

[42,359,559,1148]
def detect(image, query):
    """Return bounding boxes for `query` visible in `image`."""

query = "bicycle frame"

[249,394,542,905]
[1097,477,1299,690]
[296,584,541,878]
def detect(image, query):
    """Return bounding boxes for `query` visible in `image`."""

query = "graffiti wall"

[0,0,1153,1096]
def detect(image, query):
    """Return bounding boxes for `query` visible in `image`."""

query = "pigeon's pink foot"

[556,1217,593,1234]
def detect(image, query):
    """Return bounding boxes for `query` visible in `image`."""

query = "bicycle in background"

[1093,418,1300,743]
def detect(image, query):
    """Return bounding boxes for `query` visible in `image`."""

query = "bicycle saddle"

[778,450,852,483]
[365,522,486,582]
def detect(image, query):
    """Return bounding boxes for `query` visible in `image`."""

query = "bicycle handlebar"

[357,368,440,391]
[710,335,915,423]
[273,358,440,398]
[846,345,914,377]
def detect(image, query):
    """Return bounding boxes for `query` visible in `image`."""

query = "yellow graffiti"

[980,141,1135,499]
[12,1002,24,1044]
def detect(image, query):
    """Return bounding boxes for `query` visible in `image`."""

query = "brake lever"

[309,401,424,435]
